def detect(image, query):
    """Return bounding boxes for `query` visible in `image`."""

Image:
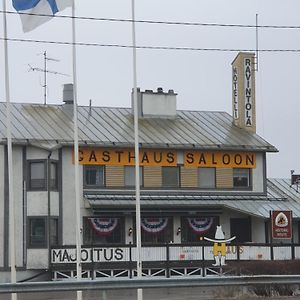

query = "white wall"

[62,147,84,245]
[251,217,266,243]
[0,145,4,267]
[12,146,24,267]
[252,152,265,193]
[26,249,48,269]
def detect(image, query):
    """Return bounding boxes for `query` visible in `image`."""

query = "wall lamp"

[176,227,181,235]
[128,228,133,236]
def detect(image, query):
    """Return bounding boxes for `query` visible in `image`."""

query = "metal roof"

[85,179,300,219]
[0,102,277,151]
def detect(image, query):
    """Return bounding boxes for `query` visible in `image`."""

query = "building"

[1,52,300,282]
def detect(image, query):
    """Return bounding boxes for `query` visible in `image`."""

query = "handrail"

[1,275,300,294]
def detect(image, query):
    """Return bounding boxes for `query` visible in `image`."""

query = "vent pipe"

[63,83,74,104]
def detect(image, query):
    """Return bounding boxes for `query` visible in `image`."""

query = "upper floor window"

[233,168,251,188]
[162,166,180,188]
[28,161,46,190]
[83,165,105,188]
[124,166,143,187]
[198,167,216,188]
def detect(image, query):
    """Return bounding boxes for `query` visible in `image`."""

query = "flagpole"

[2,1,17,300]
[71,1,82,300]
[131,1,143,300]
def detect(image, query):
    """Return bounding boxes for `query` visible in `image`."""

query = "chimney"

[132,87,177,119]
[232,52,256,133]
[63,83,74,104]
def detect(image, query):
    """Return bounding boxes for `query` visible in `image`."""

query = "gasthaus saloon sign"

[74,148,256,169]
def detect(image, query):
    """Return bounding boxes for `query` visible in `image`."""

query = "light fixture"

[128,228,133,236]
[176,227,181,235]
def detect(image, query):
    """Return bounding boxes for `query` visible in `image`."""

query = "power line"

[1,36,300,52]
[2,10,300,29]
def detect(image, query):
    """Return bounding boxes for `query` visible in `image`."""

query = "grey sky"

[0,0,299,179]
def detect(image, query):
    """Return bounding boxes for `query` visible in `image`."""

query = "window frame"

[83,165,105,188]
[27,160,47,191]
[162,166,180,188]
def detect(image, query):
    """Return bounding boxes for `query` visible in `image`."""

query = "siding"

[181,167,198,188]
[144,167,162,188]
[106,166,124,187]
[216,168,233,188]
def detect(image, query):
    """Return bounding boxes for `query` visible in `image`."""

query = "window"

[198,168,216,188]
[50,162,58,190]
[124,166,143,187]
[233,168,251,188]
[28,161,46,190]
[181,216,217,243]
[83,165,105,188]
[83,217,124,245]
[50,218,59,246]
[162,167,179,188]
[28,217,59,248]
[28,218,46,248]
[141,217,173,244]
[230,218,251,242]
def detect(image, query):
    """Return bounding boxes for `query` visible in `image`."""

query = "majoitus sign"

[74,148,256,169]
[52,247,127,264]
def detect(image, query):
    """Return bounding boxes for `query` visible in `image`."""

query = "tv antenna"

[28,51,69,104]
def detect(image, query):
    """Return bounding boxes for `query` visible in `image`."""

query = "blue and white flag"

[13,0,72,32]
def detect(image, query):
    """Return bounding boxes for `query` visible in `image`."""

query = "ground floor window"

[28,217,58,248]
[83,217,124,245]
[230,217,252,242]
[181,216,218,243]
[141,217,173,244]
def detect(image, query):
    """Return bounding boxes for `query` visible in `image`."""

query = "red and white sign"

[271,211,292,239]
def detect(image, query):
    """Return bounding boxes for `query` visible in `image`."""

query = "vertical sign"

[244,58,252,127]
[232,67,238,120]
[271,211,292,239]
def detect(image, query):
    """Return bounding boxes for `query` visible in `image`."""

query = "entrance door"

[230,218,251,242]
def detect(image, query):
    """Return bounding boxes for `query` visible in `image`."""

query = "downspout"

[47,151,52,272]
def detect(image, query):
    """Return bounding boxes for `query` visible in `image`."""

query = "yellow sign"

[184,151,256,168]
[76,148,177,167]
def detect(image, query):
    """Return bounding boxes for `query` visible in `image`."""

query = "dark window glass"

[181,216,217,243]
[198,168,216,188]
[141,217,173,244]
[162,167,179,188]
[84,166,104,188]
[29,218,46,247]
[233,168,250,187]
[83,217,124,245]
[230,218,252,242]
[28,217,59,248]
[29,161,46,190]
